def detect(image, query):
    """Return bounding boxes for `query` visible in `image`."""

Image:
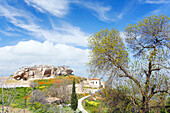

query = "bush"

[85,100,100,107]
[29,90,47,105]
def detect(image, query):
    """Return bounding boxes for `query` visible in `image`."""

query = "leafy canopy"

[88,14,170,112]
[125,14,170,57]
[88,28,129,77]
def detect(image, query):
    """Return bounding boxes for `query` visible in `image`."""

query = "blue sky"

[0,0,169,77]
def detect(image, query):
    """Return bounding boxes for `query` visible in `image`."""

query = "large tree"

[88,15,170,112]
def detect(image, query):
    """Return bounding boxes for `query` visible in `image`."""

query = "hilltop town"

[2,65,105,94]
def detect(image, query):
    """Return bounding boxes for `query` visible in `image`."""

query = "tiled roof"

[89,77,100,80]
[101,81,105,84]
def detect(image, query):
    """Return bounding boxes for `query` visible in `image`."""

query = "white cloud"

[117,13,124,19]
[24,0,125,22]
[0,2,89,47]
[76,1,130,22]
[0,40,89,77]
[24,0,117,21]
[142,4,170,18]
[145,0,170,4]
[24,0,115,21]
[25,0,69,17]
[81,2,114,22]
[29,22,90,47]
[0,30,20,37]
[0,2,40,32]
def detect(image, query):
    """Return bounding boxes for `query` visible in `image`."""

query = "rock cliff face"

[10,65,73,80]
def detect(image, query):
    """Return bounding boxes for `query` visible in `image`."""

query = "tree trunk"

[142,96,149,113]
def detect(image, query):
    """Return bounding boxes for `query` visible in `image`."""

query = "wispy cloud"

[132,2,170,28]
[80,2,115,22]
[24,0,127,22]
[0,1,40,31]
[0,1,89,47]
[77,1,134,22]
[117,13,124,19]
[145,0,170,4]
[143,3,170,16]
[30,22,90,47]
[24,0,115,22]
[25,0,70,17]
[0,30,20,37]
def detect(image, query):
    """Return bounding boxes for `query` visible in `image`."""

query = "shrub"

[85,100,100,107]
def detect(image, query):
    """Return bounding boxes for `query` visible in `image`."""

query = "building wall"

[101,82,105,88]
[67,83,84,94]
[66,79,105,94]
[88,79,101,88]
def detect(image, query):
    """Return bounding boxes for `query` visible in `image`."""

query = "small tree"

[0,85,18,113]
[71,78,78,111]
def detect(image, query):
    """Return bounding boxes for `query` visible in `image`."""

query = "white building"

[101,81,105,88]
[88,78,101,88]
[83,78,105,88]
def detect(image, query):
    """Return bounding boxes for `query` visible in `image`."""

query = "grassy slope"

[0,75,87,113]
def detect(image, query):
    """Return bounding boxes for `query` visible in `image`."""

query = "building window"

[91,81,94,84]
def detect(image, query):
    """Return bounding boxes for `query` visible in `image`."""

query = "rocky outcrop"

[10,65,73,81]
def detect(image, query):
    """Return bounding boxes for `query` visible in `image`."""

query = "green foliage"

[0,87,31,108]
[85,100,100,107]
[125,14,170,57]
[83,99,101,113]
[29,102,56,113]
[99,87,137,113]
[165,97,170,113]
[88,27,129,77]
[82,95,103,113]
[0,76,84,112]
[88,14,170,112]
[71,78,78,111]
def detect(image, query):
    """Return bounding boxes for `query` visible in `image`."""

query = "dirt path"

[78,95,90,113]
